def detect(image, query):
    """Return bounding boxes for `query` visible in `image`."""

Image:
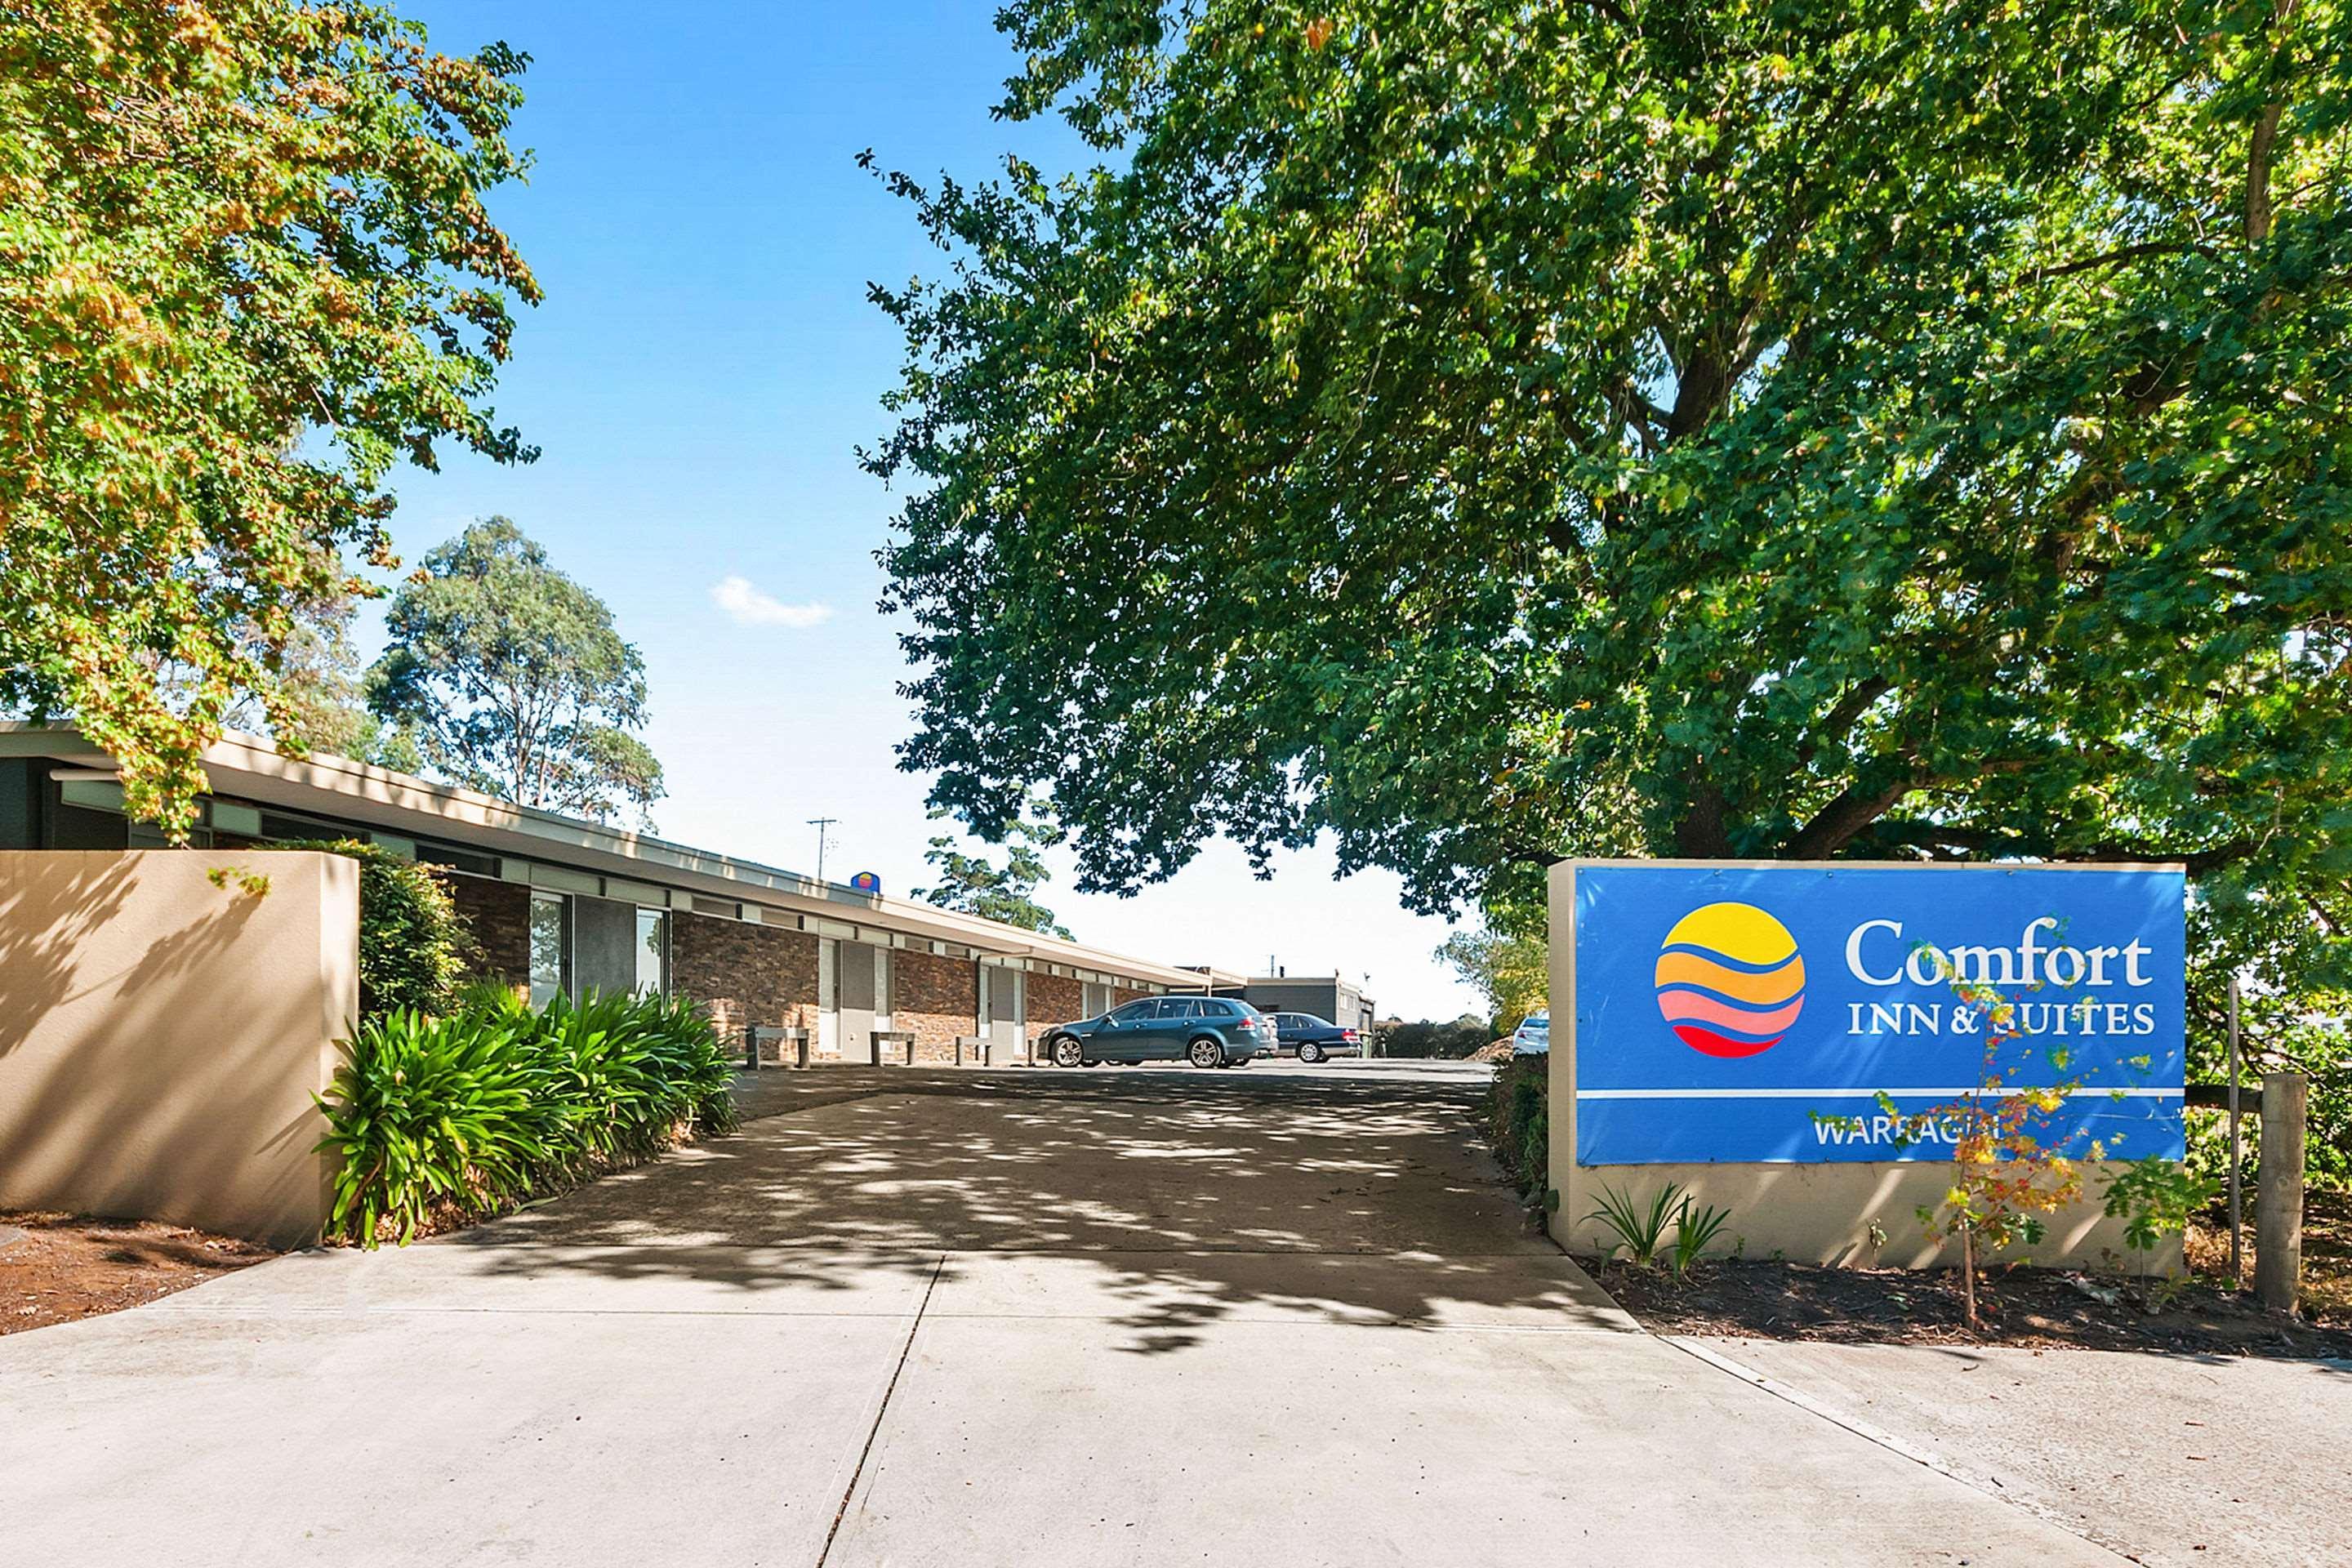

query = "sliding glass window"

[529,892,568,1007]
[635,906,669,997]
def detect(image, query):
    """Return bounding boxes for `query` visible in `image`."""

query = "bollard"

[2255,1071,2307,1313]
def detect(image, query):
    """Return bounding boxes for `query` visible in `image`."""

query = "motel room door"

[837,940,884,1063]
[979,962,1026,1062]
[817,938,839,1060]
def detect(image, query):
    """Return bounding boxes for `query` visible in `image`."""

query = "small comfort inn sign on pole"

[1545,860,2188,1268]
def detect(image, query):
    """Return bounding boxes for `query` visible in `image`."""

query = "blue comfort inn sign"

[1566,862,2187,1165]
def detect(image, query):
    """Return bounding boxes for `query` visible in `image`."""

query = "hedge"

[1480,1054,1551,1205]
[277,838,473,1021]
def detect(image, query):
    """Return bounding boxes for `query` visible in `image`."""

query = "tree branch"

[2025,240,2216,283]
[2245,0,2299,246]
[1784,769,1921,859]
[1795,675,1893,767]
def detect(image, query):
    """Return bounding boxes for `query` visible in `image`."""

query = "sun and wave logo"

[1654,902,1806,1058]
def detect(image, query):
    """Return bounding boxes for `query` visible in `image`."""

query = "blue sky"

[379,1,1485,1021]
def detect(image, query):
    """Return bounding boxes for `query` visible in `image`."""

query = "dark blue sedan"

[1267,1012,1363,1063]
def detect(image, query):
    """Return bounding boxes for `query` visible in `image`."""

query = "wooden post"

[2255,1071,2307,1312]
[2226,978,2243,1281]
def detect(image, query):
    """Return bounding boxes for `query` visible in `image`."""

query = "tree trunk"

[1673,778,1732,858]
[1961,1225,1979,1329]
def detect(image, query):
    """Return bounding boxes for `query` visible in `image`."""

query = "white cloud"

[710,574,833,630]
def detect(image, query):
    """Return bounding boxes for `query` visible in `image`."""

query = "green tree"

[912,802,1072,938]
[366,519,665,825]
[867,2,2352,1163]
[1437,924,1549,1039]
[215,577,416,767]
[0,0,539,836]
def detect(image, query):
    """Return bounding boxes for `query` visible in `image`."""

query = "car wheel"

[1052,1036,1083,1067]
[1187,1036,1224,1070]
[1297,1041,1324,1064]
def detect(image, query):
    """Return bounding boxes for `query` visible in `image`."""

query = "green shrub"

[1671,1200,1733,1281]
[314,1005,551,1245]
[1479,1054,1550,1200]
[278,839,473,1021]
[1587,1183,1683,1268]
[641,989,740,1138]
[1378,1017,1496,1058]
[315,987,738,1247]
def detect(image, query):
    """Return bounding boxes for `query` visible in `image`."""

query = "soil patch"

[1585,1247,2352,1358]
[0,1210,275,1334]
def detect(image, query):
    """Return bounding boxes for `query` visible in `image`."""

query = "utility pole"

[807,817,838,886]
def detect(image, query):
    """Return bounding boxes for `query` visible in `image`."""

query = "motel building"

[0,724,1240,1062]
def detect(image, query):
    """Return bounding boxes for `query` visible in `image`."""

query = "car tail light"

[1342,1030,1359,1043]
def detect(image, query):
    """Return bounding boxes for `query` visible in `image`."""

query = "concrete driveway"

[2,1063,2127,1566]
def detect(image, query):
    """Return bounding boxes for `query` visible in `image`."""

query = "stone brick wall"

[1025,972,1085,1043]
[446,873,529,991]
[671,911,819,1057]
[893,948,977,1062]
[1111,985,1152,1009]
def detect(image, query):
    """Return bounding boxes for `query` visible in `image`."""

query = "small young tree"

[1895,1038,2090,1333]
[1838,954,2145,1328]
[366,519,666,826]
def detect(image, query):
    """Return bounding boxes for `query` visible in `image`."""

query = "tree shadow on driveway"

[438,1067,1628,1353]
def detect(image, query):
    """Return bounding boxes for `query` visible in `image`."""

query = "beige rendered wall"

[1544,861,2176,1271]
[0,851,357,1249]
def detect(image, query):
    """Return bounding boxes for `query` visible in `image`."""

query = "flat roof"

[0,723,1246,991]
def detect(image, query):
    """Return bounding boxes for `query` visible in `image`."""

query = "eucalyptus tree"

[366,519,665,826]
[913,803,1074,938]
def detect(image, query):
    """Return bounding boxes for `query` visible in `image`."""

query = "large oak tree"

[867,1,2350,1015]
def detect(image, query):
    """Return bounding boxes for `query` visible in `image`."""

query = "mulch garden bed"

[0,1210,275,1334]
[1584,1231,2352,1358]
